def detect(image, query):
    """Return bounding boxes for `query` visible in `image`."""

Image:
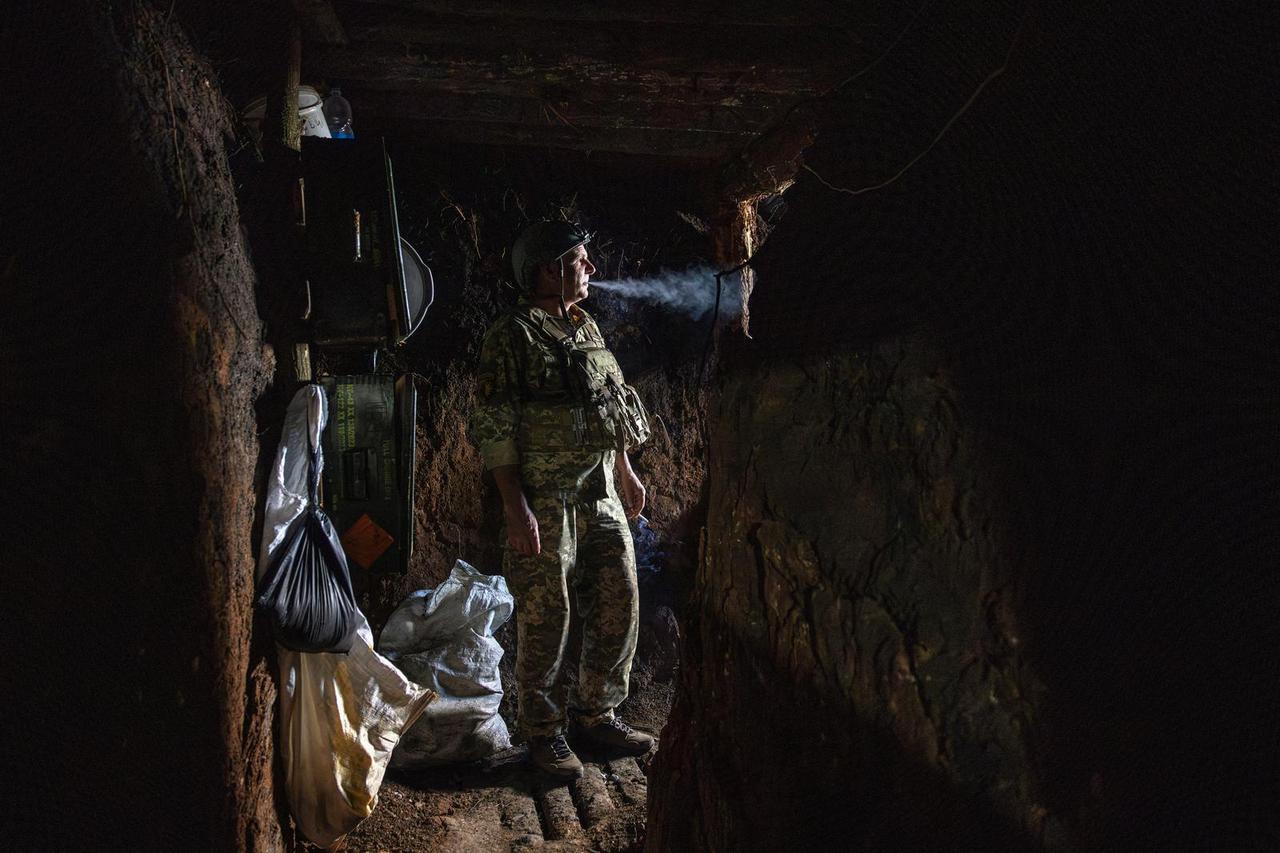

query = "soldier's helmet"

[511,221,593,292]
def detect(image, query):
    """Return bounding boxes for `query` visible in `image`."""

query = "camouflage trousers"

[503,486,639,739]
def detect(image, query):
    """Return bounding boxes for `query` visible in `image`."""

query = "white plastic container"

[242,85,332,141]
[296,86,331,138]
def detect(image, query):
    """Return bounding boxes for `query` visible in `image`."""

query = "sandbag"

[259,385,435,847]
[378,560,514,767]
[276,617,433,847]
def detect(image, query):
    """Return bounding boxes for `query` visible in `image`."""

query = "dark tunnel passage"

[3,2,1278,851]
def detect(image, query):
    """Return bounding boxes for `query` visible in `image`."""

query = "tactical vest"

[508,307,651,453]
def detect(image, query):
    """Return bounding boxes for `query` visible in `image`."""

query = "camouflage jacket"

[469,299,647,485]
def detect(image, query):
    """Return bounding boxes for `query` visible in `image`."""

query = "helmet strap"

[557,256,578,340]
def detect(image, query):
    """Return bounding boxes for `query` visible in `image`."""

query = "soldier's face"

[564,245,595,302]
[540,245,596,305]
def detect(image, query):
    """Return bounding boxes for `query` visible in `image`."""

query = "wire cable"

[700,259,754,382]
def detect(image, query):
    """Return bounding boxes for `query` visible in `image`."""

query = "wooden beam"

[305,42,838,105]
[330,1,860,75]
[359,114,739,159]
[349,88,773,136]
[313,71,802,120]
[339,0,849,28]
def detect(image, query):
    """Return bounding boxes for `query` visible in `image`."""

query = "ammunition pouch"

[604,376,652,450]
[513,307,652,452]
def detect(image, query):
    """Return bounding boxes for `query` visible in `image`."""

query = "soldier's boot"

[528,733,584,779]
[573,716,654,757]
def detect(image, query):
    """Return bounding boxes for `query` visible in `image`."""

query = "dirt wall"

[650,340,1046,850]
[649,1,1278,850]
[2,4,278,849]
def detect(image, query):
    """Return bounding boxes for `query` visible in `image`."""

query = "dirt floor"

[324,617,675,853]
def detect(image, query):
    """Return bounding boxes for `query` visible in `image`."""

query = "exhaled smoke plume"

[590,265,743,319]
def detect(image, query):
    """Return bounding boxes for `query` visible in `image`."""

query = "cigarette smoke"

[590,265,743,319]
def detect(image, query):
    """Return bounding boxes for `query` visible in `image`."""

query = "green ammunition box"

[320,374,416,575]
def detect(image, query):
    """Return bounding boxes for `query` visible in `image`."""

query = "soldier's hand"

[504,496,541,556]
[619,469,646,520]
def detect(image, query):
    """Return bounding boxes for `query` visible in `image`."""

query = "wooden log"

[535,783,584,841]
[498,790,543,838]
[257,13,310,385]
[604,757,648,806]
[338,0,845,27]
[569,765,617,828]
[710,199,759,338]
[321,74,801,122]
[705,95,820,336]
[351,88,773,136]
[358,113,743,159]
[262,19,303,153]
[304,42,839,104]
[330,1,860,75]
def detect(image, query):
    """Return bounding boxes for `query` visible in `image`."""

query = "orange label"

[341,513,394,570]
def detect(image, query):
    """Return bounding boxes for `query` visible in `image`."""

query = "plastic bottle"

[323,88,354,139]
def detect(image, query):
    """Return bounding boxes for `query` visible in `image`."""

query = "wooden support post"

[261,19,302,154]
[257,13,309,385]
[706,102,819,340]
[711,201,759,339]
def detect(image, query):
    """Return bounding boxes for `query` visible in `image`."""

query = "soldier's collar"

[518,298,589,329]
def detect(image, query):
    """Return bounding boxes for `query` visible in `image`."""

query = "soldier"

[468,221,655,779]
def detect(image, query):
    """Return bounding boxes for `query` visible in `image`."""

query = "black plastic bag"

[256,407,358,653]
